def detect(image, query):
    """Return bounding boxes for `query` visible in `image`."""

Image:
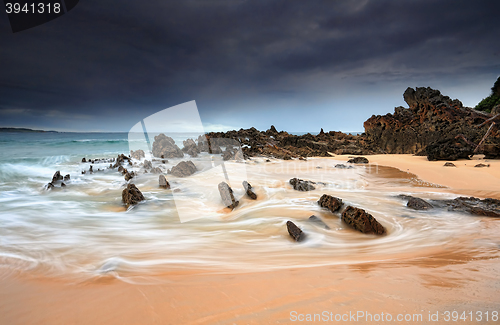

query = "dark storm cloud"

[0,0,499,131]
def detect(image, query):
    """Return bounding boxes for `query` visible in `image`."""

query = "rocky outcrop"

[130,149,145,160]
[289,178,316,191]
[308,215,330,229]
[341,206,386,235]
[51,171,63,183]
[143,160,152,170]
[242,181,257,199]
[317,194,343,213]
[286,221,304,241]
[152,134,184,158]
[122,184,145,208]
[159,175,170,189]
[364,87,497,155]
[182,138,200,157]
[168,161,197,177]
[151,167,162,174]
[405,196,433,210]
[63,174,70,181]
[218,182,239,210]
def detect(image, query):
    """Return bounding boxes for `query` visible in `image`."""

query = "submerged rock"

[63,174,70,181]
[121,184,145,208]
[406,196,433,210]
[151,167,162,174]
[308,215,330,229]
[45,182,54,190]
[168,161,197,177]
[286,221,305,241]
[81,158,86,163]
[159,175,170,189]
[347,157,369,164]
[242,181,257,199]
[474,163,490,168]
[318,194,343,213]
[335,164,353,169]
[341,206,386,235]
[152,134,184,158]
[218,182,239,210]
[289,178,316,191]
[441,197,500,217]
[443,162,456,167]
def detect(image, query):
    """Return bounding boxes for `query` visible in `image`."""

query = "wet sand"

[1,154,500,324]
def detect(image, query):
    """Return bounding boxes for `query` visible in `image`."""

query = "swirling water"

[0,132,498,283]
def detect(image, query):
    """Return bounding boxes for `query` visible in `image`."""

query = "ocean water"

[0,132,498,283]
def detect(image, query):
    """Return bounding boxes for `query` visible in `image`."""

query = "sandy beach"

[1,153,499,325]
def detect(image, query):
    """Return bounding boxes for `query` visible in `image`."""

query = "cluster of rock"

[204,87,499,161]
[45,171,70,190]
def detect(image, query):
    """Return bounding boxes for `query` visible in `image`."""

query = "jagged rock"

[168,161,197,177]
[474,163,490,168]
[45,182,54,190]
[51,171,63,183]
[347,157,369,164]
[444,162,456,167]
[222,148,235,161]
[439,197,500,217]
[61,182,66,187]
[289,178,315,191]
[308,215,330,229]
[406,196,433,210]
[152,134,184,158]
[151,167,162,174]
[159,175,170,189]
[286,221,304,241]
[242,181,257,199]
[341,206,386,235]
[318,194,343,213]
[426,138,473,161]
[130,149,145,160]
[143,160,152,170]
[483,144,500,159]
[118,166,124,173]
[364,86,495,155]
[218,182,239,209]
[81,158,86,163]
[122,184,145,208]
[63,174,70,181]
[182,139,200,157]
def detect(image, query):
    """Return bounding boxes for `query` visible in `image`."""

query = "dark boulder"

[81,158,86,163]
[242,181,257,199]
[61,182,66,187]
[45,182,54,190]
[130,149,145,160]
[152,133,184,158]
[483,144,500,159]
[341,206,386,235]
[286,221,305,241]
[218,182,239,210]
[317,194,343,213]
[347,157,369,164]
[289,178,316,191]
[124,170,135,181]
[159,175,170,189]
[168,161,197,177]
[474,163,490,168]
[426,138,473,161]
[122,184,145,208]
[444,162,456,167]
[308,215,330,229]
[63,174,70,181]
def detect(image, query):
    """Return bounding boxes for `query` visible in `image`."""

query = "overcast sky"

[1,0,499,132]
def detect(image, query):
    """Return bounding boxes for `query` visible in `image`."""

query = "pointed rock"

[218,182,239,210]
[286,221,305,241]
[122,184,145,208]
[242,181,257,199]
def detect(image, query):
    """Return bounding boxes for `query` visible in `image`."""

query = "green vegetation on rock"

[475,76,500,113]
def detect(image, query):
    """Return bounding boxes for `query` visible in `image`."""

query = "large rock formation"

[341,206,386,235]
[364,87,497,155]
[122,184,145,208]
[152,134,184,158]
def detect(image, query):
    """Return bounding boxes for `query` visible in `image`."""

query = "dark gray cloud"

[0,0,499,131]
